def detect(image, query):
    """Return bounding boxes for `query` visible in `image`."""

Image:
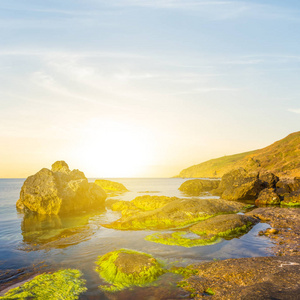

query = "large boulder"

[16,161,107,215]
[213,168,264,201]
[102,198,244,230]
[259,172,279,189]
[255,188,281,206]
[179,179,220,195]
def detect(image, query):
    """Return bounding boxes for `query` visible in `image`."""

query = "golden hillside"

[178,131,300,178]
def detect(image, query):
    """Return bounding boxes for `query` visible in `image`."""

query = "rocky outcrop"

[213,168,264,201]
[16,161,107,215]
[94,179,128,192]
[255,188,281,206]
[95,249,165,291]
[102,198,244,230]
[178,179,220,195]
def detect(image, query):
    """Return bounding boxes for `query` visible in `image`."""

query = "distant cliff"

[177,131,300,178]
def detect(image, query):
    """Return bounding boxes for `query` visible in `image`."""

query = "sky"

[0,0,300,178]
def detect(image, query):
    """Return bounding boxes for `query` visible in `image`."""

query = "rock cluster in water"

[181,167,300,206]
[16,161,107,215]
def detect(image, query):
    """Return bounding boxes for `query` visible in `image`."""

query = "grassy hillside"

[178,131,300,178]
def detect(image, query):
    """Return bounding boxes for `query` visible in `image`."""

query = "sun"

[75,119,155,177]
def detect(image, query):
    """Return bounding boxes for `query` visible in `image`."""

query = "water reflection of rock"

[20,212,102,251]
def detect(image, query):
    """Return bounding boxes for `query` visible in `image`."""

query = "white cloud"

[288,108,300,114]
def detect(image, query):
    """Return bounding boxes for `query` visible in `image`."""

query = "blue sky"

[0,0,299,177]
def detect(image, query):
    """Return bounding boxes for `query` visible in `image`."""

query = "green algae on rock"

[95,249,165,291]
[108,195,179,215]
[179,179,220,195]
[94,179,128,192]
[145,214,257,248]
[102,198,244,230]
[145,231,221,248]
[189,214,258,238]
[0,269,86,300]
[16,161,107,215]
[281,190,300,206]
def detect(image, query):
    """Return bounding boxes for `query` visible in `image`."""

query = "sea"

[0,178,274,299]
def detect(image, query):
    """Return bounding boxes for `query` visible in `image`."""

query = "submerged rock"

[145,231,222,248]
[94,179,128,192]
[178,179,220,195]
[145,214,257,248]
[213,168,264,201]
[0,269,87,299]
[95,249,165,291]
[255,188,281,206]
[102,198,244,230]
[16,161,107,215]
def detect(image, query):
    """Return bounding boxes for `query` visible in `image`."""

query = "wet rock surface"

[16,161,107,215]
[106,195,179,217]
[246,207,300,256]
[103,198,244,230]
[181,256,300,299]
[189,214,258,237]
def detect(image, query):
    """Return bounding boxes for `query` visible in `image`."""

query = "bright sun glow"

[75,119,155,177]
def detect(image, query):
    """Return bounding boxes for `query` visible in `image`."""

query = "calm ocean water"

[0,178,273,299]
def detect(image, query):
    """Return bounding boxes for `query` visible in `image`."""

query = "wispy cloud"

[288,108,300,114]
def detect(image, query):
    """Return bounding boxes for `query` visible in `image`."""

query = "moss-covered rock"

[94,179,128,192]
[145,231,221,248]
[16,161,107,215]
[178,179,220,195]
[106,196,179,218]
[189,214,258,238]
[281,190,300,206]
[145,214,257,247]
[0,269,86,299]
[255,188,281,206]
[102,198,244,230]
[95,249,165,291]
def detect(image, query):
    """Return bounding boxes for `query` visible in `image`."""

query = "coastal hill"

[177,131,300,178]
